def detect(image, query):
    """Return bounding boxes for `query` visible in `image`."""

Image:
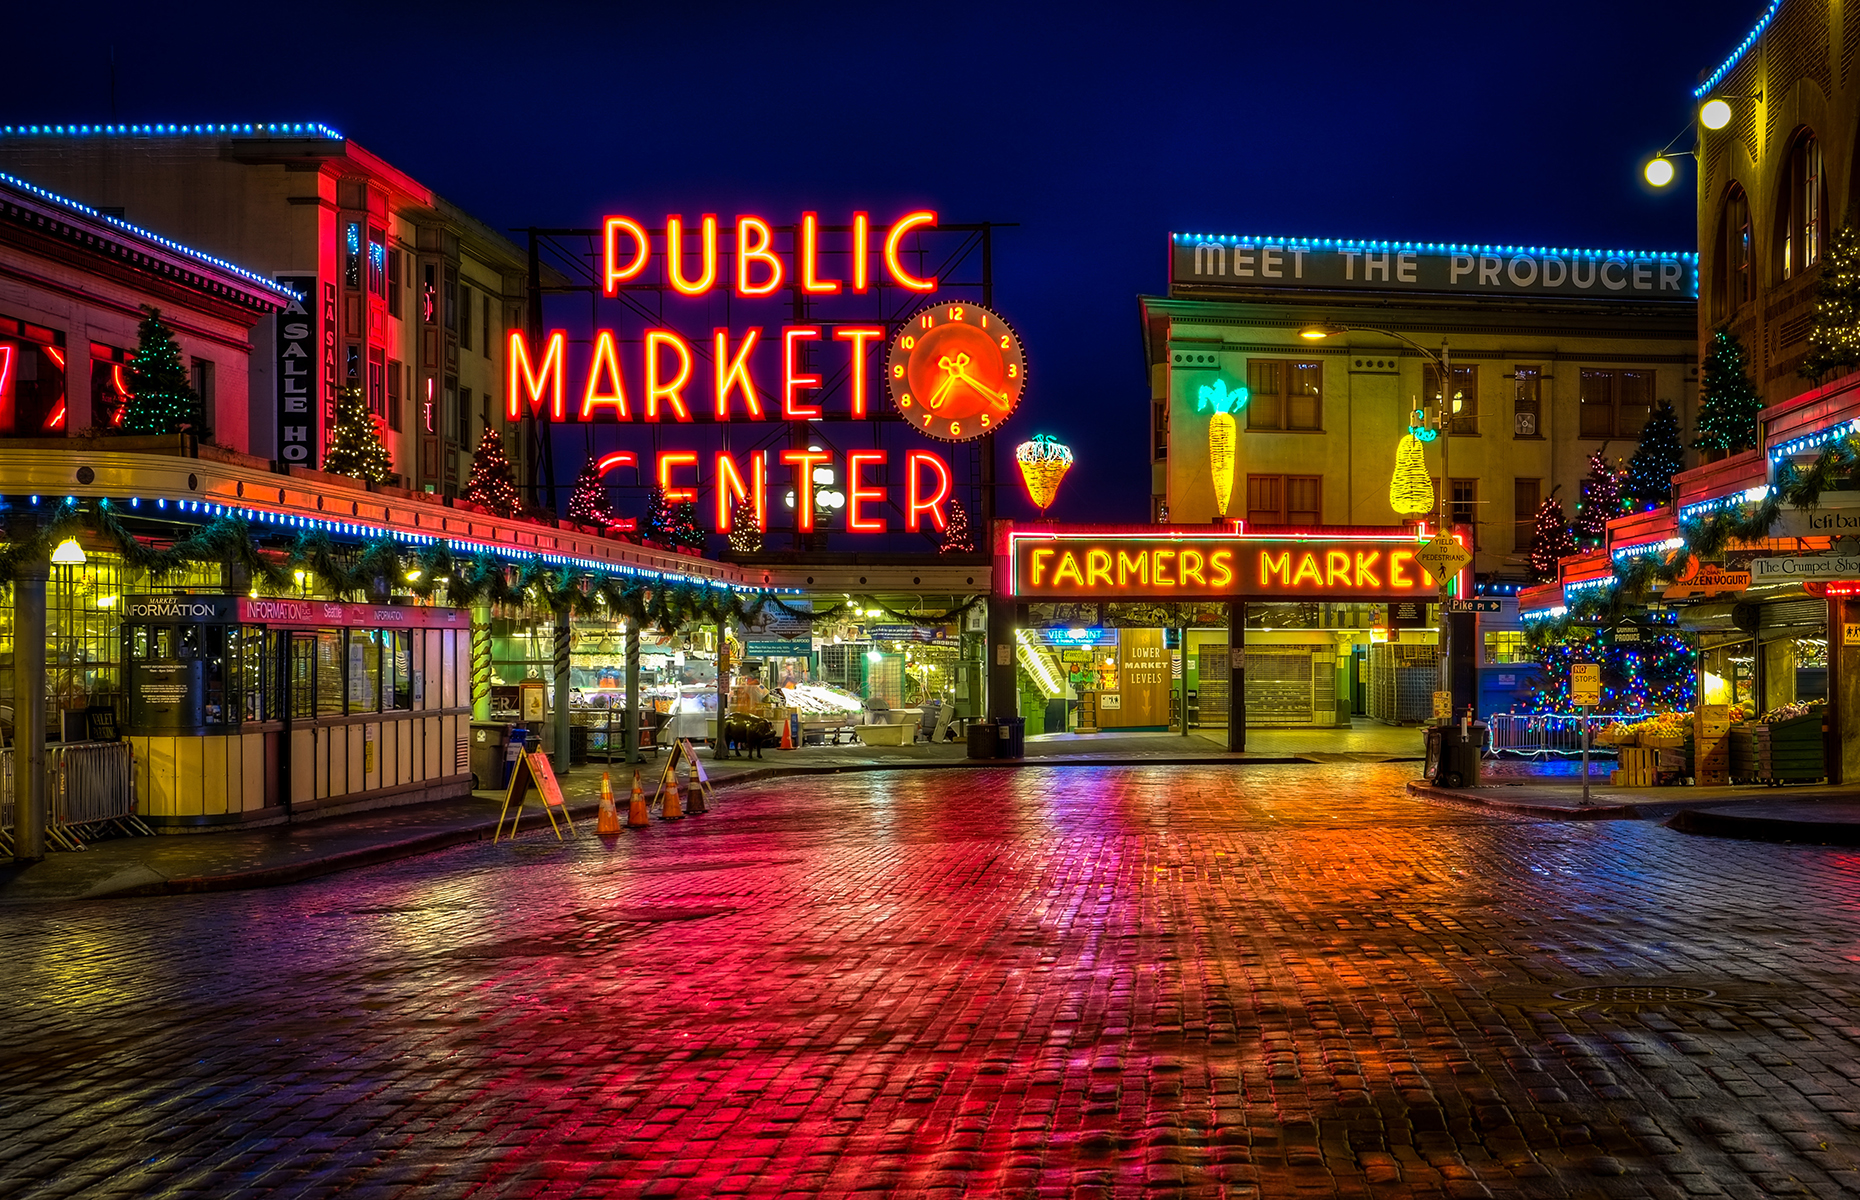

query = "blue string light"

[1,123,342,139]
[1694,1,1783,99]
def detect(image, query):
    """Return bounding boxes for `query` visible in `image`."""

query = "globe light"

[1699,98,1732,130]
[1644,157,1676,187]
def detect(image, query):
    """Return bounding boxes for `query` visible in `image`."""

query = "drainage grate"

[1554,985,1717,1004]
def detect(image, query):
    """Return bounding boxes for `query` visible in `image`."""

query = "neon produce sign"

[504,211,1008,537]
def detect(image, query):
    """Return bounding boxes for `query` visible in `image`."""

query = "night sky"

[2,0,1763,524]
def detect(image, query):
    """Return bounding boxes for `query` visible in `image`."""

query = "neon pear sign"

[504,210,1017,536]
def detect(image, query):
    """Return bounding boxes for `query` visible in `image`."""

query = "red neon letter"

[847,450,888,532]
[782,326,822,419]
[905,449,952,531]
[658,451,699,505]
[665,214,718,296]
[581,329,630,420]
[644,330,694,421]
[799,212,841,294]
[851,212,870,292]
[595,451,637,477]
[833,325,884,418]
[713,327,764,419]
[713,451,766,534]
[884,210,938,292]
[507,329,565,420]
[603,217,649,294]
[735,216,782,297]
[780,449,830,532]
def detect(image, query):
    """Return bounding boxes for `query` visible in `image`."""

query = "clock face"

[886,303,1024,442]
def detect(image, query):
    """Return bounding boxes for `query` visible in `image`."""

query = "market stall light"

[50,538,86,565]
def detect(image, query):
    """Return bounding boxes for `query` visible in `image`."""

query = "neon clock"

[886,303,1024,442]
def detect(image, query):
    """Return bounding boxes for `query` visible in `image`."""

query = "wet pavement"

[4,761,1860,1198]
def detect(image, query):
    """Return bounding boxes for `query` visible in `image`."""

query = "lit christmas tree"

[322,385,395,483]
[939,497,975,554]
[669,499,705,552]
[1571,450,1623,548]
[565,460,617,528]
[1525,630,1695,714]
[1693,329,1763,456]
[642,485,674,545]
[122,305,203,436]
[1803,221,1860,383]
[463,426,523,517]
[1528,494,1576,583]
[1623,400,1684,511]
[728,497,763,553]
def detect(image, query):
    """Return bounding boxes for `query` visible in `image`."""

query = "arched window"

[1715,184,1753,320]
[1776,129,1826,281]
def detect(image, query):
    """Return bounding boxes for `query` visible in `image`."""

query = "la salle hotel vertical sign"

[275,275,318,467]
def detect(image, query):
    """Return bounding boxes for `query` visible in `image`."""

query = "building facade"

[0,124,539,498]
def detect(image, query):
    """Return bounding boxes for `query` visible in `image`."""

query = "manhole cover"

[1553,985,1717,1004]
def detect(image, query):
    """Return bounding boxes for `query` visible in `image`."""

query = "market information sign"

[1751,554,1860,583]
[1169,236,1695,301]
[275,274,318,467]
[1010,533,1448,600]
[1412,537,1470,595]
[1570,663,1601,707]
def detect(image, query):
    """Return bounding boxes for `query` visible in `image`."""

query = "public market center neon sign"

[504,210,984,536]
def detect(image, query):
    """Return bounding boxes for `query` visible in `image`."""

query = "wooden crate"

[1616,746,1659,787]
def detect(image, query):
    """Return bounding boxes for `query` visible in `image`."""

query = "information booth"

[121,595,472,827]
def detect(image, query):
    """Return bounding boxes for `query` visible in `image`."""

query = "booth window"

[1246,360,1321,431]
[1777,130,1825,281]
[241,628,266,723]
[347,629,381,714]
[344,223,363,290]
[1714,184,1753,319]
[1578,368,1653,439]
[316,630,345,717]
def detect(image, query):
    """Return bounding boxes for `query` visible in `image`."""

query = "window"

[483,294,493,359]
[1512,366,1541,438]
[1246,360,1322,430]
[1424,364,1478,435]
[367,229,386,297]
[1484,631,1530,665]
[190,358,214,435]
[1714,185,1753,319]
[444,267,457,332]
[387,249,403,319]
[1247,474,1321,525]
[90,342,130,430]
[345,343,361,388]
[387,358,403,431]
[344,222,362,290]
[1778,131,1825,281]
[1578,368,1654,439]
[445,382,458,444]
[0,315,69,435]
[457,386,472,444]
[387,631,413,710]
[1513,478,1540,552]
[421,263,438,325]
[347,629,380,715]
[1152,400,1167,460]
[458,281,472,350]
[315,629,345,717]
[367,349,385,418]
[1450,478,1477,531]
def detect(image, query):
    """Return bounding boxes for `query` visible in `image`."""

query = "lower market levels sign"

[1004,527,1457,600]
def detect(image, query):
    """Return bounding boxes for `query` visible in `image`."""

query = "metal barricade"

[0,742,145,852]
[1487,713,1646,757]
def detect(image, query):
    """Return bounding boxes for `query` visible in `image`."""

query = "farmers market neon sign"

[1007,529,1462,599]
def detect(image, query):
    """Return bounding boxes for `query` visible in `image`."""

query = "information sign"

[1432,690,1452,720]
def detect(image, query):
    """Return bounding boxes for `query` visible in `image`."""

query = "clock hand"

[927,357,964,409]
[944,355,1012,408]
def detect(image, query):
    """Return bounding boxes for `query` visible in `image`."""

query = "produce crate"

[1640,734,1685,749]
[1615,746,1659,787]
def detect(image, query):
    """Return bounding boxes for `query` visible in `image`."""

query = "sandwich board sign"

[496,748,575,841]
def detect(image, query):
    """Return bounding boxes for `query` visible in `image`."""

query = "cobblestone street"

[3,762,1859,1199]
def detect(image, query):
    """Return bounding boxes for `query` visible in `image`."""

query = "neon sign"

[1008,530,1456,600]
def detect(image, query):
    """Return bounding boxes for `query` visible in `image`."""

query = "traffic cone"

[662,763,685,820]
[597,772,620,834]
[627,770,650,828]
[686,770,708,815]
[780,713,793,751]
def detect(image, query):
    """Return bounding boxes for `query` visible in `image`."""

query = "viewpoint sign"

[1169,234,1696,301]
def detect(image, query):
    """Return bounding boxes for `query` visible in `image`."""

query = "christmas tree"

[642,486,674,545]
[669,500,705,552]
[1623,400,1684,511]
[939,498,975,554]
[322,385,395,483]
[1803,221,1860,383]
[1528,495,1576,583]
[1694,329,1763,456]
[463,426,523,517]
[728,497,763,553]
[1571,450,1623,547]
[121,305,203,436]
[1524,630,1695,714]
[565,460,617,528]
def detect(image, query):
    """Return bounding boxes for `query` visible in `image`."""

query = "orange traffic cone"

[662,763,685,821]
[686,770,708,815]
[627,769,650,828]
[597,772,620,834]
[780,713,793,751]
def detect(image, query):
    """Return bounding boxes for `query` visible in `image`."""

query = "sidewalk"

[0,730,1418,905]
[1409,774,1860,843]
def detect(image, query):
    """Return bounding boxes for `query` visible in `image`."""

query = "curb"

[1405,780,1637,820]
[1664,807,1860,846]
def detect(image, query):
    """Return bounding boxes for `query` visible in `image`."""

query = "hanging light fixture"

[50,538,86,565]
[1014,434,1074,515]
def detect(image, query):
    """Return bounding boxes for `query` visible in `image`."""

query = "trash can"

[503,726,529,788]
[1426,723,1484,788]
[996,715,1025,760]
[470,720,513,791]
[967,720,998,760]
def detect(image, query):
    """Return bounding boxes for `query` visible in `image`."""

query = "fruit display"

[779,684,865,716]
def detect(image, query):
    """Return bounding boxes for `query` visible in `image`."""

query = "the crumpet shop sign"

[1007,531,1457,600]
[1751,554,1860,583]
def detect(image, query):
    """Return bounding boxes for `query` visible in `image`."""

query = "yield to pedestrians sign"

[1413,536,1470,592]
